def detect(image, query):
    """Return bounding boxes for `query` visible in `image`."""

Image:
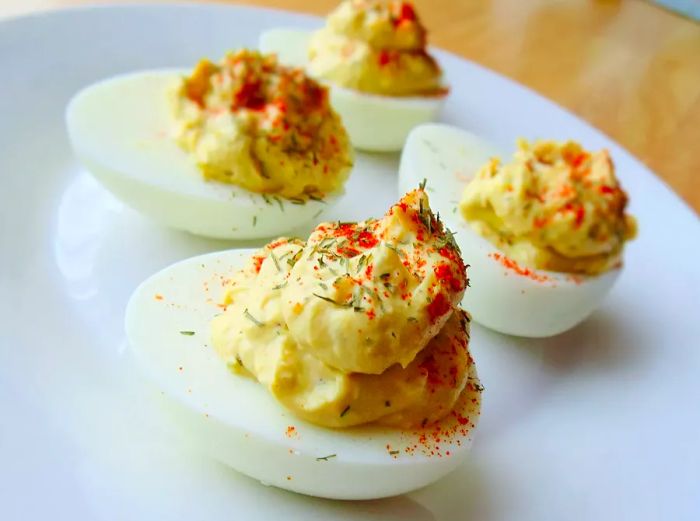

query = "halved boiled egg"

[66,67,341,240]
[399,123,625,337]
[259,20,446,153]
[125,248,481,499]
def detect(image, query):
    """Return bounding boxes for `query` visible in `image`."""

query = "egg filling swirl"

[308,0,445,97]
[172,50,353,200]
[211,189,479,428]
[460,140,638,275]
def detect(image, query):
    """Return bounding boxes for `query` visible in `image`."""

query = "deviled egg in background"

[66,50,353,240]
[260,0,448,152]
[399,123,637,337]
[126,189,481,499]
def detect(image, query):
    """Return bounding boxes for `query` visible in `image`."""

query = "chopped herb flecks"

[313,293,352,308]
[243,308,264,327]
[316,454,337,461]
[272,280,288,290]
[270,251,281,272]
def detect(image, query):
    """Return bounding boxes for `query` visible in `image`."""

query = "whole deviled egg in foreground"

[399,124,637,337]
[126,188,481,499]
[260,0,448,152]
[66,50,353,239]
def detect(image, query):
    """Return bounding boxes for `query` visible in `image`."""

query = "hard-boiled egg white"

[66,70,337,240]
[125,248,481,500]
[399,123,621,338]
[260,29,445,153]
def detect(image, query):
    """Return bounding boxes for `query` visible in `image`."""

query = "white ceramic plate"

[1,4,698,520]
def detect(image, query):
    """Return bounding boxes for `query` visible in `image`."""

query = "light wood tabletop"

[4,0,700,213]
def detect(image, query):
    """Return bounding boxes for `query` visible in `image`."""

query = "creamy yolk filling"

[211,190,477,428]
[308,0,445,97]
[460,140,637,275]
[172,49,353,200]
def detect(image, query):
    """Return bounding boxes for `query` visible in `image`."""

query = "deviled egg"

[260,0,448,152]
[126,188,482,499]
[399,124,637,337]
[66,50,353,239]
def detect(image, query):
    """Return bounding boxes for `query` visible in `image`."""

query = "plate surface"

[1,4,698,520]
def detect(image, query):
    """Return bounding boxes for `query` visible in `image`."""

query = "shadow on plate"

[212,460,438,521]
[511,309,641,375]
[411,458,493,520]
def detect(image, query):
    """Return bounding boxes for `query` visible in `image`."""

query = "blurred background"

[2,0,699,213]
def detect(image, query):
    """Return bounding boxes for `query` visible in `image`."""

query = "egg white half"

[399,123,621,337]
[66,70,338,240]
[260,28,446,152]
[125,248,480,500]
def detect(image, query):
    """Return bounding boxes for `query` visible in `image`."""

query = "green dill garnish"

[252,215,257,227]
[243,308,264,327]
[272,280,288,290]
[470,379,485,392]
[366,253,374,265]
[287,249,303,268]
[316,454,337,461]
[307,243,319,260]
[418,197,433,235]
[262,194,272,205]
[273,196,284,211]
[313,293,352,308]
[419,178,427,190]
[308,194,326,203]
[385,243,403,257]
[318,282,328,290]
[389,450,400,455]
[270,251,281,272]
[179,330,195,336]
[319,237,336,248]
[421,138,438,154]
[356,254,366,273]
[350,286,364,312]
[312,209,323,219]
[289,197,306,205]
[340,405,351,417]
[435,226,461,254]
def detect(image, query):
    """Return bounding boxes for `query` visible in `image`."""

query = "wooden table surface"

[4,0,700,213]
